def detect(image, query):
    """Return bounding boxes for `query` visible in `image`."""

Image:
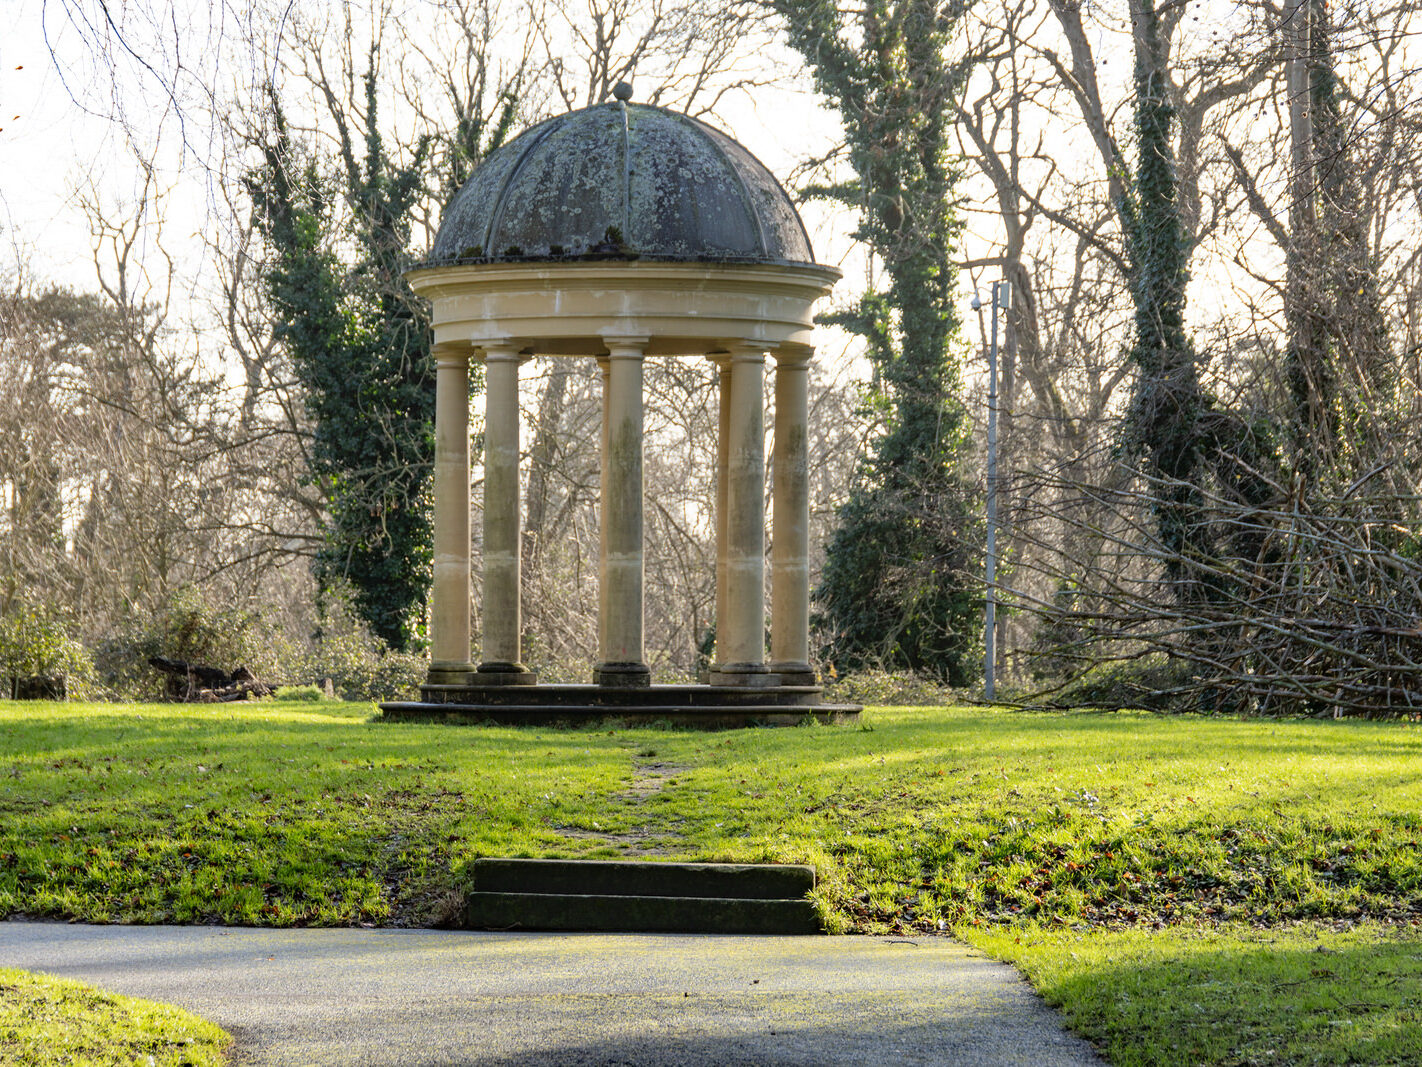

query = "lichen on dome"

[426,101,817,267]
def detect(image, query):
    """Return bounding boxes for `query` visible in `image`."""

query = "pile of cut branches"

[1009,461,1422,718]
[146,657,275,703]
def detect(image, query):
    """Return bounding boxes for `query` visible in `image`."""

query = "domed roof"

[427,100,816,267]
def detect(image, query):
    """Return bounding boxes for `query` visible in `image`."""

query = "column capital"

[773,349,812,369]
[603,335,650,358]
[479,340,522,362]
[433,344,471,371]
[726,340,775,363]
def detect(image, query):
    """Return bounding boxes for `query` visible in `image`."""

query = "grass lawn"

[0,966,229,1065]
[969,923,1422,1066]
[2,699,1421,1064]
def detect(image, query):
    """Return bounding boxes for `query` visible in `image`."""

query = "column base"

[709,664,783,688]
[476,662,538,686]
[427,662,478,686]
[770,662,818,687]
[594,662,652,688]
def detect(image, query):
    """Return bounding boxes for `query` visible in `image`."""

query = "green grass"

[4,699,1422,1064]
[0,701,628,925]
[0,967,229,1065]
[4,701,1422,928]
[966,924,1422,1066]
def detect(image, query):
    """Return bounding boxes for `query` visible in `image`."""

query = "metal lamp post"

[970,280,1010,701]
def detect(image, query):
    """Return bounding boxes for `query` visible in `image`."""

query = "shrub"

[275,595,427,702]
[822,668,957,707]
[0,602,93,700]
[271,684,328,703]
[1043,653,1196,711]
[92,586,267,701]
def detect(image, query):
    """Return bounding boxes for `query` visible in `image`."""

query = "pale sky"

[0,0,859,299]
[1,1,122,289]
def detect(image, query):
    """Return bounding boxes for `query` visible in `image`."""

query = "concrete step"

[463,891,821,934]
[463,859,823,934]
[472,858,815,900]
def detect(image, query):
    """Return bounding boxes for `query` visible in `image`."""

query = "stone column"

[477,343,535,684]
[771,350,816,685]
[710,355,731,672]
[710,343,775,686]
[595,337,651,687]
[427,346,475,686]
[597,355,611,666]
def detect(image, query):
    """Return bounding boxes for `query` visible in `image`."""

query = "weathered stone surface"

[379,702,859,728]
[407,99,843,720]
[379,681,861,727]
[428,102,816,266]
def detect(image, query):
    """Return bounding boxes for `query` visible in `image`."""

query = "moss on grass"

[5,700,1422,1064]
[3,702,1421,932]
[0,701,628,926]
[0,967,229,1065]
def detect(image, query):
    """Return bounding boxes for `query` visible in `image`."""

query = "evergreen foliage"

[776,0,981,684]
[245,74,436,652]
[1120,0,1214,599]
[1120,3,1277,616]
[0,600,92,698]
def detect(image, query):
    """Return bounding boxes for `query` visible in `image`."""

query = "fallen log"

[197,666,275,703]
[147,657,274,702]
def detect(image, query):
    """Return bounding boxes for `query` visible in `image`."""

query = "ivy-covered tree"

[246,73,435,652]
[1120,0,1214,599]
[1285,0,1392,486]
[775,0,980,684]
[1122,1,1274,622]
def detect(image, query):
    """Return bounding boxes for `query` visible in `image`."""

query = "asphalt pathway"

[1,921,1105,1066]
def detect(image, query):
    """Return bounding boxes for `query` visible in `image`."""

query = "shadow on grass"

[1000,927,1422,1067]
[6,702,1422,935]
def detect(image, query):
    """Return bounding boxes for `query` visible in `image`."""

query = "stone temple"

[379,84,858,726]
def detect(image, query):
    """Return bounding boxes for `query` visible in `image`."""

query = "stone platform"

[379,682,860,728]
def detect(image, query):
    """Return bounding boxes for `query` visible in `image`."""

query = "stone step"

[473,858,815,900]
[463,891,821,934]
[417,682,827,707]
[380,700,859,727]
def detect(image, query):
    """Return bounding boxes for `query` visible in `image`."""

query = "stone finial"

[613,81,633,102]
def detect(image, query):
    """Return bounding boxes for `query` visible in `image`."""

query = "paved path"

[1,922,1104,1066]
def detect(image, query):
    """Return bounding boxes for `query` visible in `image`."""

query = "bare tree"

[948,0,1422,711]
